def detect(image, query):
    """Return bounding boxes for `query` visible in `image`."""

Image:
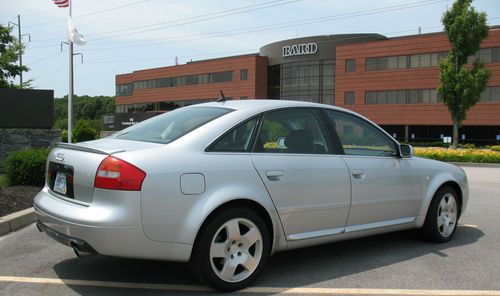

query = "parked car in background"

[34,100,468,291]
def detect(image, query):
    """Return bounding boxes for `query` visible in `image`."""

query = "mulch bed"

[0,186,42,217]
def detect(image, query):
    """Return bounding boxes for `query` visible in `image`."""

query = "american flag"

[52,0,69,8]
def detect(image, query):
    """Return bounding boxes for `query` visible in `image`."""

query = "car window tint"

[326,110,397,157]
[210,118,258,152]
[254,109,330,154]
[113,107,232,144]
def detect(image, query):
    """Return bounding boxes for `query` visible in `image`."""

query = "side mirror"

[399,144,414,158]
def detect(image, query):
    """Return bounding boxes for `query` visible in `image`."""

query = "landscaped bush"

[73,120,98,142]
[491,145,500,152]
[4,148,49,186]
[414,147,500,163]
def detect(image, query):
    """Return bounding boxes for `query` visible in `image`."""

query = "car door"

[324,110,423,231]
[251,108,351,240]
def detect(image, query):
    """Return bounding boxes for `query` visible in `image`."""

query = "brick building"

[115,27,500,143]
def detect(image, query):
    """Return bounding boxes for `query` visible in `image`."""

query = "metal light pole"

[68,2,74,143]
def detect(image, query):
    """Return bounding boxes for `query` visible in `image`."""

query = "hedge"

[414,147,500,163]
[3,148,49,186]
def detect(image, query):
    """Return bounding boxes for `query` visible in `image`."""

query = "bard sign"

[282,43,318,57]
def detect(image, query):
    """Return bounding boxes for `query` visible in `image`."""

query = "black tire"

[421,186,460,243]
[189,207,270,291]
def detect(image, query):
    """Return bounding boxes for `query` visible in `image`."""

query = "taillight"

[94,156,146,191]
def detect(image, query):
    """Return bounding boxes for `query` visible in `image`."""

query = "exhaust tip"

[73,246,94,258]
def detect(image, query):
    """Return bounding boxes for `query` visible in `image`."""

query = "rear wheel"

[190,207,270,291]
[421,186,459,243]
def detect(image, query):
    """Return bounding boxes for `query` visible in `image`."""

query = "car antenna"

[216,90,226,102]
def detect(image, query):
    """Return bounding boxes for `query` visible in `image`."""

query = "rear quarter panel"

[119,146,285,251]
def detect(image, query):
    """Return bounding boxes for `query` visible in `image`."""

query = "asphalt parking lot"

[0,166,499,296]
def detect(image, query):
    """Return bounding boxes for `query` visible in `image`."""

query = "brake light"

[94,156,146,191]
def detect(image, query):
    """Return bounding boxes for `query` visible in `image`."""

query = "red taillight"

[94,156,146,191]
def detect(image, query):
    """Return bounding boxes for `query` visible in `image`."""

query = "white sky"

[1,0,499,97]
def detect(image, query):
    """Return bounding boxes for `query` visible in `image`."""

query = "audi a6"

[34,100,468,291]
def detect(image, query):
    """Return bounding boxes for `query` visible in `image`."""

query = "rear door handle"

[266,170,283,181]
[351,169,365,178]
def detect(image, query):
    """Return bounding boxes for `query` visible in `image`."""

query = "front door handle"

[266,170,283,181]
[351,169,365,178]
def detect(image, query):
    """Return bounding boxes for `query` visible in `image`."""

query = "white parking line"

[1,276,500,295]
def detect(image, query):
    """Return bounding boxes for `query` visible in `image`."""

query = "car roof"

[191,99,343,112]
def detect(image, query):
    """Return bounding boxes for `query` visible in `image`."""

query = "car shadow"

[53,225,484,295]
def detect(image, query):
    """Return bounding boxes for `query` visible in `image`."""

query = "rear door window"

[253,108,331,154]
[113,107,232,144]
[208,117,258,152]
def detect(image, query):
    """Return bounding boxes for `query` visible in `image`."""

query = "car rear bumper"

[34,187,192,262]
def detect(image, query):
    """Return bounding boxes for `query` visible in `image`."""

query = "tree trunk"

[452,121,459,149]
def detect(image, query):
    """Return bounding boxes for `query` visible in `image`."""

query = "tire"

[189,207,270,291]
[421,186,460,243]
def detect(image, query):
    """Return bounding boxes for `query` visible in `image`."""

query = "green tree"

[438,0,491,148]
[0,23,29,88]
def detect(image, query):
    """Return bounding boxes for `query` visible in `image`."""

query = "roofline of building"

[119,53,261,76]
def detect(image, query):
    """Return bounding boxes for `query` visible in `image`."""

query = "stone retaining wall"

[0,129,61,172]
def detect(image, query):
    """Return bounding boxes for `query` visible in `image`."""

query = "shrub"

[61,129,68,142]
[491,145,500,152]
[4,148,49,186]
[414,147,500,163]
[73,120,98,142]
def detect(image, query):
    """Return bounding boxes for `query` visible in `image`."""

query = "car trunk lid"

[46,139,161,204]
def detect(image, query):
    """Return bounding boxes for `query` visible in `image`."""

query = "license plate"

[54,172,68,194]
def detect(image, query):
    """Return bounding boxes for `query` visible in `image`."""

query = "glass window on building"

[344,91,355,105]
[279,60,332,104]
[386,90,398,104]
[410,54,420,68]
[493,48,500,63]
[420,54,431,67]
[116,83,133,96]
[387,56,398,69]
[365,58,377,71]
[365,91,377,104]
[479,48,492,64]
[241,69,248,81]
[345,59,356,72]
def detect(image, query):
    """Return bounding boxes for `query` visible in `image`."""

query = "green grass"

[0,174,9,189]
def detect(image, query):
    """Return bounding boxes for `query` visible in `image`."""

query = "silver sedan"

[34,100,468,291]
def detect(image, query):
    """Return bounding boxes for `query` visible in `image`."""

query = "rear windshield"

[113,107,233,144]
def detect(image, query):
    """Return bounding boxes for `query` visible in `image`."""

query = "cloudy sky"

[1,0,499,97]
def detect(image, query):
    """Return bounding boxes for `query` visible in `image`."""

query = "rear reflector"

[94,156,146,191]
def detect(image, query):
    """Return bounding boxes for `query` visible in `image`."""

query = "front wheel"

[421,186,460,243]
[190,207,270,291]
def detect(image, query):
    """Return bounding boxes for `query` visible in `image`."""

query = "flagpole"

[68,0,73,143]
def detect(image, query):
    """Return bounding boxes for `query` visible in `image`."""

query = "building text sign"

[282,43,318,57]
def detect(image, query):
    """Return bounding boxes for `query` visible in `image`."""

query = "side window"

[209,118,258,152]
[326,110,397,157]
[254,109,330,154]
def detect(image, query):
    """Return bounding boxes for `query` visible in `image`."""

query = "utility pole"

[68,3,74,143]
[8,14,30,86]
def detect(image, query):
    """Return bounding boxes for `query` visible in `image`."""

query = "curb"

[0,207,36,237]
[451,162,500,168]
